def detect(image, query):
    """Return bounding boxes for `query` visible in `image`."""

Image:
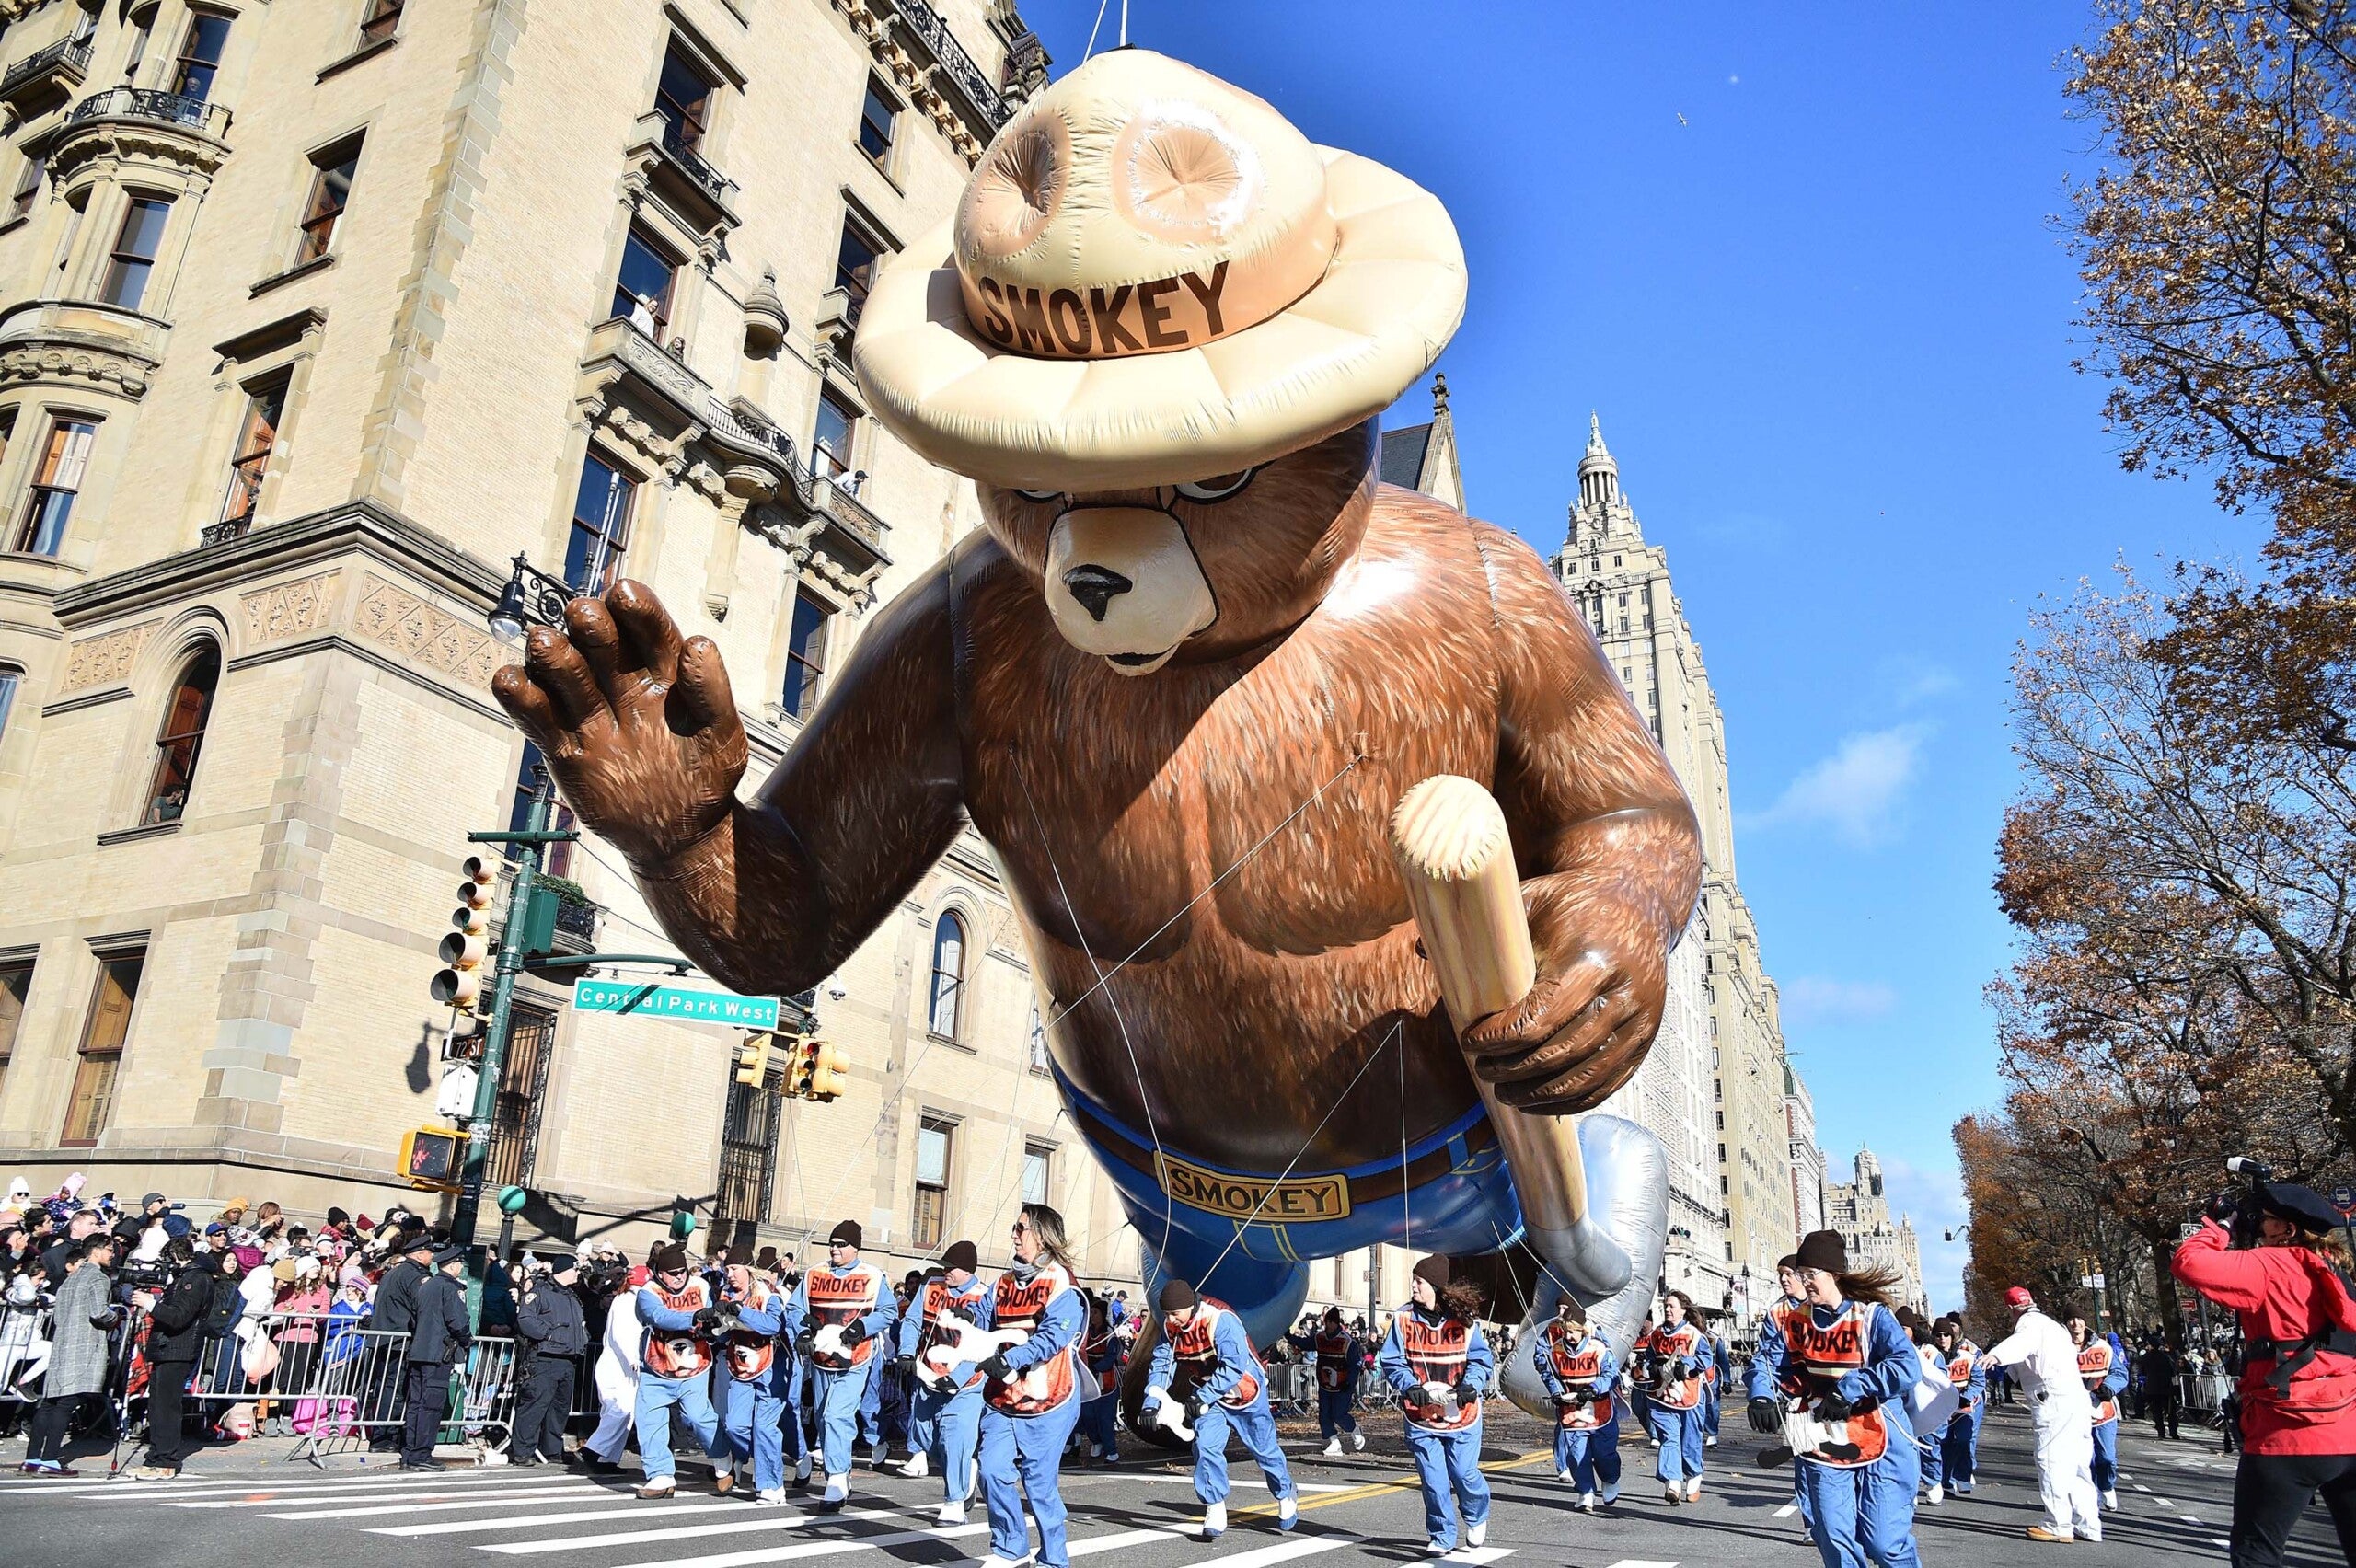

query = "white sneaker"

[900,1453,930,1479]
[1685,1476,1702,1502]
[1277,1493,1298,1530]
[1466,1519,1487,1548]
[635,1475,676,1499]
[1424,1541,1449,1558]
[1202,1501,1227,1539]
[935,1500,966,1527]
[795,1454,813,1482]
[978,1556,1035,1568]
[1576,1491,1596,1513]
[1322,1436,1344,1458]
[818,1473,849,1512]
[1556,1468,1572,1482]
[1925,1483,1943,1506]
[756,1488,787,1505]
[2102,1489,2118,1509]
[1349,1432,1367,1453]
[2078,1528,2104,1544]
[1705,1435,1718,1447]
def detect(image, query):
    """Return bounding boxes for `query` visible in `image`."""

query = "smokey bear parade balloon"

[492,49,1703,1422]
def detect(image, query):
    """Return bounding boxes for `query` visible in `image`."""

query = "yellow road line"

[1230,1448,1556,1522]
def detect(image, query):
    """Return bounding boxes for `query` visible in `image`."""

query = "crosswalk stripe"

[1191,1537,1352,1568]
[53,1469,552,1500]
[1773,1504,1798,1517]
[1599,1560,1680,1568]
[253,1487,606,1520]
[171,1478,597,1508]
[373,1500,738,1537]
[484,1505,910,1555]
[649,1518,995,1568]
[1067,1527,1189,1555]
[1438,1550,1514,1565]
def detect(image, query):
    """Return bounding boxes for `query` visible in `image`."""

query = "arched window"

[143,645,219,825]
[927,910,965,1039]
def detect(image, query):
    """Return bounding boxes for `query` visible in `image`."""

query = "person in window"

[1145,1276,1299,1540]
[1379,1255,1495,1556]
[780,1220,895,1512]
[895,1239,991,1523]
[971,1204,1086,1568]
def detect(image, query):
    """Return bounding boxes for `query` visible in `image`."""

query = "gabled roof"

[1380,423,1433,490]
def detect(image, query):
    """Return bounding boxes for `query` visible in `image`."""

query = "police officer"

[514,1256,589,1466]
[1536,1297,1621,1512]
[895,1240,992,1525]
[1379,1255,1495,1556]
[1147,1278,1299,1540]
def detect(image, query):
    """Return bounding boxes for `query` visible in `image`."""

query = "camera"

[2212,1156,2277,1250]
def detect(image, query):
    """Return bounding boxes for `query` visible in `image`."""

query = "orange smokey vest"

[1544,1321,1616,1432]
[723,1282,779,1381]
[1397,1308,1480,1433]
[1769,1299,1891,1470]
[910,1274,992,1392]
[2079,1340,2119,1426]
[986,1262,1080,1416]
[1314,1331,1357,1392]
[641,1277,713,1379]
[804,1263,885,1371]
[1644,1322,1703,1411]
[1946,1346,1978,1412]
[1165,1298,1263,1410]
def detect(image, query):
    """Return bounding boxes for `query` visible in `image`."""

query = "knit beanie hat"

[1158,1277,1198,1313]
[1795,1229,1848,1275]
[828,1219,863,1249]
[649,1240,689,1274]
[1412,1254,1452,1295]
[941,1240,978,1274]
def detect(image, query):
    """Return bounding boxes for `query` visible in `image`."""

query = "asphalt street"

[0,1401,2342,1568]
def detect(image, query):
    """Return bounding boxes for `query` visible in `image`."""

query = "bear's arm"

[1465,517,1703,1104]
[634,549,965,996]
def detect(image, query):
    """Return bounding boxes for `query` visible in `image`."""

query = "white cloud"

[1749,723,1931,847]
[1782,976,1897,1024]
[1895,665,1958,707]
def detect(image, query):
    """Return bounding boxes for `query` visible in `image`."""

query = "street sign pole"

[450,777,554,1320]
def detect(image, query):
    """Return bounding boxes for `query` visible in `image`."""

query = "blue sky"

[1013,1,2261,1308]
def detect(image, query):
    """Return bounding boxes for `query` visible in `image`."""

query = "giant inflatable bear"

[493,50,1703,1418]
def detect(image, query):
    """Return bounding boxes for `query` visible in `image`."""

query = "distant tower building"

[1825,1147,1928,1313]
[1551,416,1819,1326]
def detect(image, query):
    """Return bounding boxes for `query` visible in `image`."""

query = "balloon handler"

[1639,1289,1710,1503]
[894,1240,993,1526]
[781,1221,898,1513]
[974,1205,1089,1568]
[1747,1230,1923,1568]
[1537,1297,1621,1511]
[631,1242,728,1499]
[714,1260,793,1504]
[1141,1278,1299,1539]
[1381,1256,1496,1556]
[490,45,1704,1426]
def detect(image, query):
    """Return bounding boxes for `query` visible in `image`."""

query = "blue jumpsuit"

[976,1261,1087,1568]
[895,1271,992,1508]
[780,1260,899,1482]
[1380,1306,1495,1551]
[2081,1335,2128,1497]
[632,1281,726,1484]
[1535,1319,1621,1501]
[1148,1299,1296,1518]
[1641,1320,1708,1486]
[1912,1344,1947,1494]
[1078,1317,1123,1462]
[716,1284,792,1493]
[1750,1297,1923,1568]
[1702,1332,1727,1439]
[1940,1344,1984,1493]
[1292,1328,1361,1440]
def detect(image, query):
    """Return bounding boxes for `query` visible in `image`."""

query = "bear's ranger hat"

[854,48,1466,492]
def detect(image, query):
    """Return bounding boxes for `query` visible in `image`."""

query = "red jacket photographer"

[2172,1216,2356,1455]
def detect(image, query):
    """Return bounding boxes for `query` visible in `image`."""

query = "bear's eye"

[1013,488,1063,504]
[1173,469,1255,503]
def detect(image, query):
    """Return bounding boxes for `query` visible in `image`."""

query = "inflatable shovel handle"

[1389,774,1589,1235]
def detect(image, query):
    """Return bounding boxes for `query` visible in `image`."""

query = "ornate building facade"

[1825,1146,1928,1315]
[0,0,1144,1282]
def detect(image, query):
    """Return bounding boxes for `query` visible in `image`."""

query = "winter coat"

[407,1271,473,1365]
[270,1282,331,1343]
[45,1262,119,1398]
[145,1256,215,1363]
[375,1257,426,1337]
[517,1282,589,1360]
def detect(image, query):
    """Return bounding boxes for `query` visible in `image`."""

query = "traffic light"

[400,1126,465,1191]
[807,1040,849,1102]
[431,856,497,1008]
[735,1032,774,1087]
[780,1033,814,1098]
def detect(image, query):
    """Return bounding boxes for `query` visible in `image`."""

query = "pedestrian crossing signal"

[400,1125,464,1191]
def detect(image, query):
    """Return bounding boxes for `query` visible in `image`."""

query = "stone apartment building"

[0,0,1162,1284]
[1826,1146,1928,1315]
[1553,417,1816,1327]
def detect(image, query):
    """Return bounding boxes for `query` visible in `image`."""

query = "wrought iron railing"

[708,397,800,472]
[658,121,737,207]
[895,0,1006,128]
[0,35,91,98]
[200,517,251,548]
[553,895,598,945]
[68,85,230,137]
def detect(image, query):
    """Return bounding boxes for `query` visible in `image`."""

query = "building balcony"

[885,0,1010,132]
[0,297,167,400]
[52,86,233,185]
[814,286,862,366]
[806,471,888,562]
[623,110,737,236]
[0,35,91,120]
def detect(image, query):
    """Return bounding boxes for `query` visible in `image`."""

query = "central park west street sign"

[572,978,780,1029]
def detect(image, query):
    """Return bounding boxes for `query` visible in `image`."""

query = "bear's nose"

[1061,564,1134,623]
